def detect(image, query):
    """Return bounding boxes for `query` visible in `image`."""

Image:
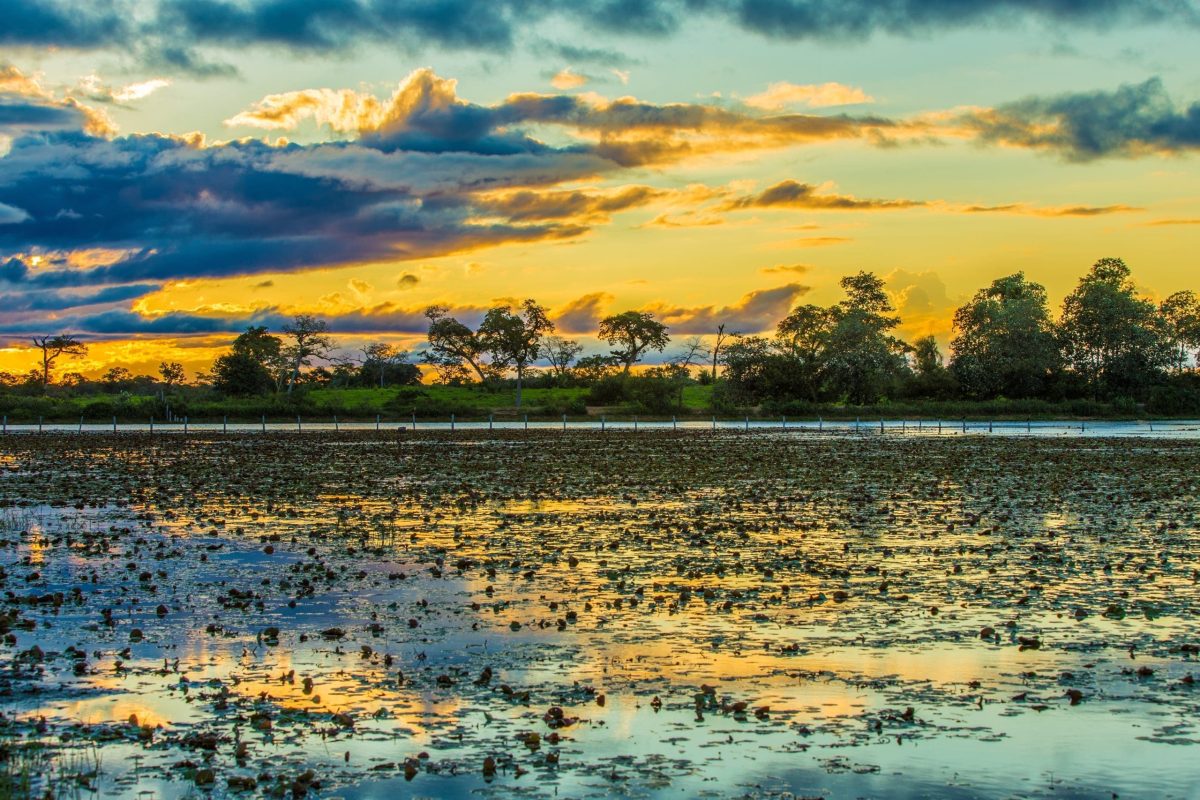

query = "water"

[1,432,1198,798]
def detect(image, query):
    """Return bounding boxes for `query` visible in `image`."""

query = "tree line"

[4,257,1199,414]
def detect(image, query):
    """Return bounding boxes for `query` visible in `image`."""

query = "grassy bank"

[0,383,1195,423]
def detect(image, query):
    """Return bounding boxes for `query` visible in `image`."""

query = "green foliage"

[950,272,1062,399]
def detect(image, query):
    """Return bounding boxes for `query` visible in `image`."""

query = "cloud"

[744,81,873,110]
[725,179,923,211]
[550,69,588,90]
[960,77,1200,161]
[225,68,907,166]
[6,1,1195,71]
[963,203,1141,216]
[885,268,956,340]
[1146,217,1200,226]
[1,64,118,136]
[397,272,420,288]
[76,74,172,103]
[0,203,31,225]
[760,263,812,274]
[476,185,665,222]
[647,284,809,334]
[0,282,159,312]
[554,292,613,333]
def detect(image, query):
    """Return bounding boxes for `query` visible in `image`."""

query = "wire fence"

[2,414,1199,438]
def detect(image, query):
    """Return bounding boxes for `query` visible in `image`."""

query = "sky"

[1,0,1199,379]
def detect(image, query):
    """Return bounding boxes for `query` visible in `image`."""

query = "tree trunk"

[515,367,523,408]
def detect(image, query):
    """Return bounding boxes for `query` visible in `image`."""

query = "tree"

[478,299,554,407]
[1160,290,1200,372]
[159,361,185,387]
[908,335,956,399]
[573,354,620,383]
[102,366,133,391]
[670,336,709,373]
[775,304,834,401]
[212,351,275,395]
[1059,258,1171,397]
[598,311,669,373]
[282,315,334,395]
[822,272,908,404]
[709,323,736,382]
[541,335,583,384]
[422,306,491,385]
[32,334,87,391]
[950,272,1061,399]
[360,343,416,388]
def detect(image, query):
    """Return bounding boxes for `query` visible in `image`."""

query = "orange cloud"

[743,81,873,110]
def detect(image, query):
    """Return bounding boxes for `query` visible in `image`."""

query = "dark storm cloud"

[0,0,129,48]
[5,0,1196,70]
[0,283,160,312]
[962,77,1200,161]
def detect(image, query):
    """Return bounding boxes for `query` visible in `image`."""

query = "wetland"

[1,431,1198,799]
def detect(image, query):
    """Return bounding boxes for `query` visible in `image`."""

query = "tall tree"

[775,304,834,402]
[422,306,491,385]
[541,335,583,384]
[478,299,554,407]
[31,334,87,391]
[1059,258,1170,397]
[1160,290,1200,373]
[950,272,1061,398]
[822,272,907,404]
[282,315,334,395]
[598,311,669,373]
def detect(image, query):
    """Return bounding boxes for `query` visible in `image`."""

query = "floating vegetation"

[0,431,1197,798]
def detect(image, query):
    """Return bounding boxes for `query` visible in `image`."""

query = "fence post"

[902,419,906,434]
[879,418,884,434]
[855,417,860,433]
[562,413,567,431]
[38,416,43,433]
[672,415,677,430]
[261,414,266,433]
[451,413,456,432]
[745,415,749,431]
[184,416,189,434]
[376,413,381,432]
[150,416,154,433]
[962,417,967,434]
[296,415,301,432]
[782,415,786,430]
[112,415,117,433]
[334,415,339,432]
[601,415,606,432]
[489,413,493,431]
[937,419,942,434]
[79,416,84,434]
[1149,420,1154,432]
[712,415,716,430]
[818,416,823,432]
[524,414,528,430]
[223,415,228,434]
[412,411,417,430]
[1081,419,1085,433]
[989,420,993,433]
[2,415,5,434]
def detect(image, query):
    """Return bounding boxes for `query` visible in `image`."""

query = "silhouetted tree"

[282,315,334,395]
[541,335,583,384]
[32,334,87,391]
[598,311,669,373]
[422,306,491,385]
[478,299,554,407]
[159,361,185,387]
